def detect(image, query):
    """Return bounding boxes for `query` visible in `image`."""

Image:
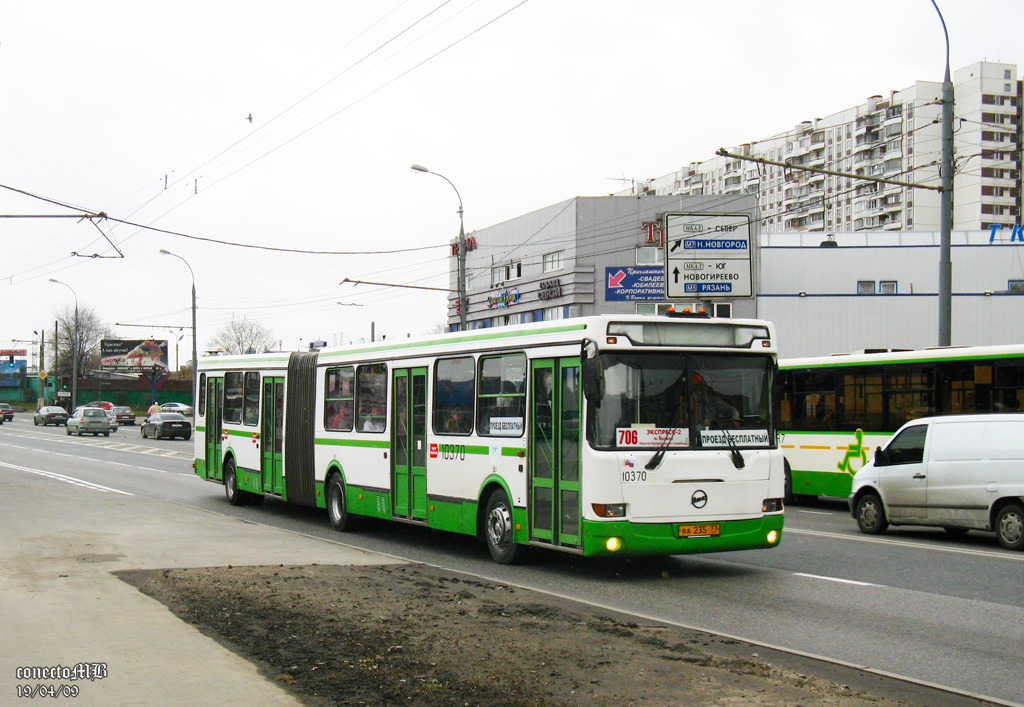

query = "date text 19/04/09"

[15,663,107,698]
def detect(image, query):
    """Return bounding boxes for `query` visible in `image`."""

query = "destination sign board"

[664,214,752,298]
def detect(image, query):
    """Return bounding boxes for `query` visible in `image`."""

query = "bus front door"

[529,357,582,549]
[205,376,224,481]
[392,367,428,521]
[261,377,284,495]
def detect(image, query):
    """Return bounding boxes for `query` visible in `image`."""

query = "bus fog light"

[606,537,622,552]
[767,530,779,544]
[592,503,626,518]
[762,498,783,513]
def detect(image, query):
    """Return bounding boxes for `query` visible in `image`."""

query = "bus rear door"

[205,376,224,481]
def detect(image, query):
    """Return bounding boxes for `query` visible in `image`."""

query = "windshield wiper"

[714,425,745,469]
[646,400,681,471]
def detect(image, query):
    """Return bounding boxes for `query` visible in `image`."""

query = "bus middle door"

[529,358,582,549]
[261,377,284,495]
[392,367,428,521]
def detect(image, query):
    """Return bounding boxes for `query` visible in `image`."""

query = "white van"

[849,414,1024,550]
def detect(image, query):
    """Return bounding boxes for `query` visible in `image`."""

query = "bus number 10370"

[439,444,466,461]
[621,469,647,482]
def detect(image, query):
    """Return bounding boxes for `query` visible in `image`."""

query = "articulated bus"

[194,314,785,563]
[777,344,1024,501]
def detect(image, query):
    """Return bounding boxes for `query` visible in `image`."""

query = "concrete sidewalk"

[0,472,403,706]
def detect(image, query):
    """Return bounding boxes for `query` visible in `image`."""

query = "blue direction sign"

[664,214,752,298]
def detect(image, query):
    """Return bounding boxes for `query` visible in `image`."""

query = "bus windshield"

[587,352,774,450]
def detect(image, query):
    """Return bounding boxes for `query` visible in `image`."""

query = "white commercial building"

[448,197,1024,358]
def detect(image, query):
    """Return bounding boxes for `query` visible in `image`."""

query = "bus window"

[243,372,260,426]
[885,365,933,430]
[224,371,243,424]
[477,353,526,436]
[789,369,836,431]
[433,357,474,435]
[995,362,1024,412]
[198,372,207,417]
[356,364,387,432]
[324,366,354,432]
[838,367,883,432]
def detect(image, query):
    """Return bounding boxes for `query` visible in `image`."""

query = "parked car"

[850,414,1024,551]
[141,412,192,440]
[66,407,112,437]
[112,405,136,426]
[33,406,70,426]
[159,402,193,416]
[0,402,13,421]
[85,400,115,411]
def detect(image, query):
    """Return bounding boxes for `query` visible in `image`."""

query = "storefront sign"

[538,279,562,300]
[487,288,520,309]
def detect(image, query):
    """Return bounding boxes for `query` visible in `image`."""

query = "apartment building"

[635,62,1021,234]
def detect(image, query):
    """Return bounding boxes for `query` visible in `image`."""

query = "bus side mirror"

[874,447,890,466]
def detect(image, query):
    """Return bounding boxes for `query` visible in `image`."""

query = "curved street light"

[411,163,467,331]
[48,278,78,409]
[160,249,198,398]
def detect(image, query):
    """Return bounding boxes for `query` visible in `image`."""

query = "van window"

[884,424,927,464]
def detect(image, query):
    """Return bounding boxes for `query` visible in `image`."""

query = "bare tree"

[53,304,114,378]
[208,318,276,355]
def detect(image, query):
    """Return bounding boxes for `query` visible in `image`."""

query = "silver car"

[66,407,112,437]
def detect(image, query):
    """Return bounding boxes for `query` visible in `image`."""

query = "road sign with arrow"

[664,214,752,298]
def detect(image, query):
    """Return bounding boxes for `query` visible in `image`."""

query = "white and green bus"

[194,314,784,563]
[777,344,1024,501]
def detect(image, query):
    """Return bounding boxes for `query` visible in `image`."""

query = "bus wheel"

[484,489,523,564]
[326,474,351,531]
[224,460,245,507]
[855,492,888,535]
[995,503,1024,551]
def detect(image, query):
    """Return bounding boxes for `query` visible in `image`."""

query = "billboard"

[0,360,26,388]
[101,339,169,373]
[604,266,664,301]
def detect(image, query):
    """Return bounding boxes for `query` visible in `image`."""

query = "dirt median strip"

[115,563,994,707]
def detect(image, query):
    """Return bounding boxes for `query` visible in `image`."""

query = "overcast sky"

[3,0,1022,367]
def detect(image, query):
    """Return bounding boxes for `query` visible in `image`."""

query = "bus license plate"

[678,523,720,537]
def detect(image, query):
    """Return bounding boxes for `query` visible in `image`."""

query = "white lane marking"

[108,462,133,467]
[786,527,1024,562]
[795,509,833,515]
[794,572,880,587]
[0,461,133,495]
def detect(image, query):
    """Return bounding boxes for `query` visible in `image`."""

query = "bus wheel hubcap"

[488,505,512,548]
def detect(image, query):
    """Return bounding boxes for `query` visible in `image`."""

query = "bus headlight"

[592,503,626,518]
[767,530,779,544]
[762,498,783,513]
[605,537,623,552]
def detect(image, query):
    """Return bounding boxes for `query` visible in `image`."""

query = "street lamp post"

[160,249,198,399]
[933,0,954,347]
[48,279,78,410]
[411,163,467,331]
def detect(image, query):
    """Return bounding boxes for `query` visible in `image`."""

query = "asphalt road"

[2,415,1022,705]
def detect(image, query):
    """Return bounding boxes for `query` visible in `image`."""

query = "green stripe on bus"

[315,437,391,449]
[317,323,588,359]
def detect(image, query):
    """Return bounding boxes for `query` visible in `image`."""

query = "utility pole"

[934,0,954,347]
